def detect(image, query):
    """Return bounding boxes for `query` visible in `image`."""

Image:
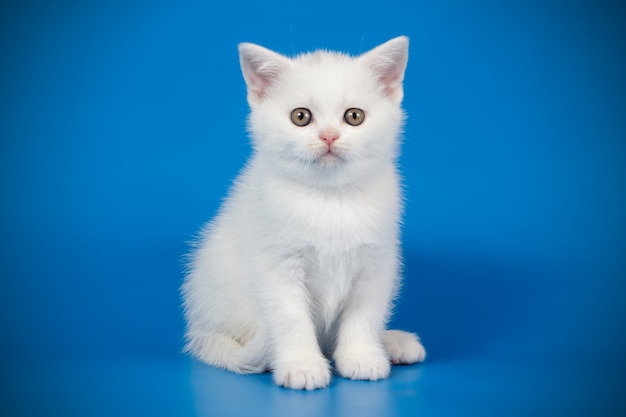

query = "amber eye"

[344,108,365,126]
[290,108,312,126]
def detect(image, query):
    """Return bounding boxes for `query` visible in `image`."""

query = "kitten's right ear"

[238,43,290,106]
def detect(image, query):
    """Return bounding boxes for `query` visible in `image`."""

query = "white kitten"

[182,36,425,390]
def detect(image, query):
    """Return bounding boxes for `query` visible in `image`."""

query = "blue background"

[1,0,625,415]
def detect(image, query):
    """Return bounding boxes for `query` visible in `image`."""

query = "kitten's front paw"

[382,330,426,364]
[273,355,331,390]
[334,346,390,381]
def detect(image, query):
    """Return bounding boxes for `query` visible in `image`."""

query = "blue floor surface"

[3,342,624,416]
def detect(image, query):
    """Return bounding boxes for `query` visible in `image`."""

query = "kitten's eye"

[290,108,312,127]
[344,108,365,126]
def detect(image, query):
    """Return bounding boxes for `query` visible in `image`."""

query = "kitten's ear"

[360,36,409,104]
[238,43,290,105]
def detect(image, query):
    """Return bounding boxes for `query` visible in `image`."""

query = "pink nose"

[319,129,340,147]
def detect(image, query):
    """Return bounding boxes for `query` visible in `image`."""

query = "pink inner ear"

[246,73,269,101]
[375,55,407,100]
[375,65,404,102]
[380,71,402,98]
[239,43,289,104]
[244,62,277,100]
[361,37,408,102]
[241,62,272,102]
[385,85,399,99]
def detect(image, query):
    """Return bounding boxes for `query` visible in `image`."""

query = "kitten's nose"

[319,129,340,147]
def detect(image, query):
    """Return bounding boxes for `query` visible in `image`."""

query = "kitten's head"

[239,36,409,186]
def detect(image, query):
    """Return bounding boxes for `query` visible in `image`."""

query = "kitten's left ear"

[360,36,409,104]
[239,42,290,106]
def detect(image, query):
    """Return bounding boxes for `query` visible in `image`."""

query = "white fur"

[182,36,425,390]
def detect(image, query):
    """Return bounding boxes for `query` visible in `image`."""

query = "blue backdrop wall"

[1,1,625,416]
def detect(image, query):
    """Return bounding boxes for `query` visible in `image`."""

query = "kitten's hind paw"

[382,329,426,364]
[272,355,331,390]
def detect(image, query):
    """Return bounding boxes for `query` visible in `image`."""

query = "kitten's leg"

[382,329,426,364]
[255,255,331,390]
[333,249,398,381]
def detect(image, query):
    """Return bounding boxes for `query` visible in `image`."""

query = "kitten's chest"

[303,247,361,333]
[259,175,400,249]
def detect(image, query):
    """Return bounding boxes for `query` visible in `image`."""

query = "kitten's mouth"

[317,150,344,164]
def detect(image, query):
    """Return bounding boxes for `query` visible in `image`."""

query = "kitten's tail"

[184,330,269,374]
